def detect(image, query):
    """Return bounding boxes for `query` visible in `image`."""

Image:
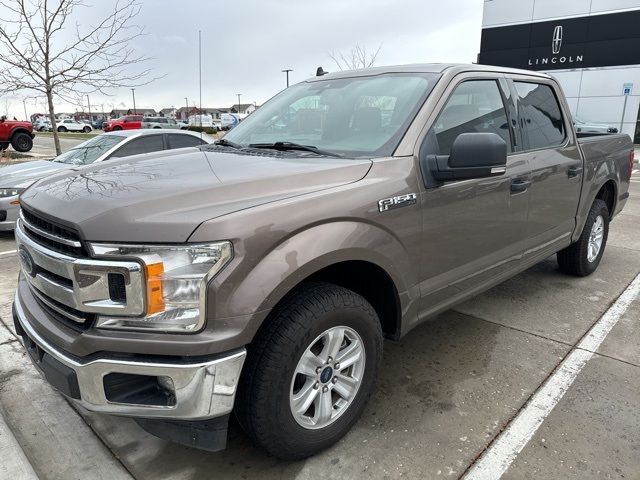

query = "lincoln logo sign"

[528,24,583,67]
[552,25,563,54]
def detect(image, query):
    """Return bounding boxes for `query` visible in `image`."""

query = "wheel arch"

[208,220,417,344]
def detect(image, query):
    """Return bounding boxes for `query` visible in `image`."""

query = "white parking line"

[0,250,17,257]
[463,272,640,480]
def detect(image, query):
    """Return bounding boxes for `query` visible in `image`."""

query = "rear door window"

[432,80,512,155]
[167,134,205,149]
[109,135,165,158]
[514,82,565,150]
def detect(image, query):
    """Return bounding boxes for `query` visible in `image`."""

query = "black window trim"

[507,78,571,154]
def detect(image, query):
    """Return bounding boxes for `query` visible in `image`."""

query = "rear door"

[508,77,583,259]
[418,73,531,313]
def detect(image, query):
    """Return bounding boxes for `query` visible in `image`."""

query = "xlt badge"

[378,193,417,212]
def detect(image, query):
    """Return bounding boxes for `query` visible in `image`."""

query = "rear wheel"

[10,132,33,152]
[236,282,382,460]
[557,198,609,276]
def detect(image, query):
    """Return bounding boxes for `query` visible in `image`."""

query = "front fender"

[213,220,415,320]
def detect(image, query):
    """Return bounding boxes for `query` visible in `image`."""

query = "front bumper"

[0,195,19,231]
[13,293,246,421]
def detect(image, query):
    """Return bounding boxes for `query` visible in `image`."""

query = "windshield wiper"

[248,141,342,158]
[214,138,243,149]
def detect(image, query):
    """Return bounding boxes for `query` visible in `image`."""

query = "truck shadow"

[84,311,509,480]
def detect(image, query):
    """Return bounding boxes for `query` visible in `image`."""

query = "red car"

[103,115,143,132]
[0,116,34,152]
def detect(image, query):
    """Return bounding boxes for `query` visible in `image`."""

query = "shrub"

[186,126,218,134]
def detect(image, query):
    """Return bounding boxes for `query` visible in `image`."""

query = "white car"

[33,119,52,132]
[57,118,93,133]
[573,118,618,135]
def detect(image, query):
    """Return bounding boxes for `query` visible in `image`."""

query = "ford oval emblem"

[18,246,36,277]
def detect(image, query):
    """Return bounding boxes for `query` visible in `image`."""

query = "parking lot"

[0,168,637,479]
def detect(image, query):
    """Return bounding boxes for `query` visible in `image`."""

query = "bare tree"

[329,43,383,71]
[0,0,156,154]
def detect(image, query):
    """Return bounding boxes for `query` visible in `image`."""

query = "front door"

[418,75,531,318]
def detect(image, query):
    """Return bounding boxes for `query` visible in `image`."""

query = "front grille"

[31,287,95,332]
[21,209,86,257]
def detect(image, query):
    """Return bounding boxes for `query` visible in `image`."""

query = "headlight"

[88,242,232,332]
[0,188,25,198]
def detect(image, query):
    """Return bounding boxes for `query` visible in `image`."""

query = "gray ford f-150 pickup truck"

[12,64,633,460]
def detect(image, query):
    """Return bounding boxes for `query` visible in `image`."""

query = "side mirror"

[425,132,507,182]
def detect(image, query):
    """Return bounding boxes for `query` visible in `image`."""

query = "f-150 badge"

[378,193,417,212]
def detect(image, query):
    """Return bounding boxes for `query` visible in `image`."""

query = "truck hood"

[20,148,372,242]
[0,160,70,188]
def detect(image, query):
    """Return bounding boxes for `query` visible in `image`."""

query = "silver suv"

[141,117,187,130]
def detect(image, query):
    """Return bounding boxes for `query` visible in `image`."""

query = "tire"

[112,126,122,131]
[236,282,383,460]
[557,198,609,276]
[38,126,46,132]
[58,126,67,133]
[83,126,91,133]
[10,132,33,152]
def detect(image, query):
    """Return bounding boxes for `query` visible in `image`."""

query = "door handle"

[510,178,531,194]
[568,166,583,178]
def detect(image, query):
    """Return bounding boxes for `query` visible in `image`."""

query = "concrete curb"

[0,409,38,480]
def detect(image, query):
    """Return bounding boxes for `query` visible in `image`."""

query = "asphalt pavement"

[30,133,88,158]
[0,170,638,479]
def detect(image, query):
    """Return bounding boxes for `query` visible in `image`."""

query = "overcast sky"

[2,0,483,119]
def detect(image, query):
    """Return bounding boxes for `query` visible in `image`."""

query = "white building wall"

[483,0,640,138]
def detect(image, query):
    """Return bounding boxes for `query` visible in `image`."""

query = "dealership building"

[479,0,640,142]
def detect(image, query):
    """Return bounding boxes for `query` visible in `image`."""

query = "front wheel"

[11,132,33,152]
[236,282,382,460]
[57,126,67,133]
[83,126,91,133]
[557,198,609,276]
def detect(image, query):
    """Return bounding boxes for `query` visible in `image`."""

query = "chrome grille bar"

[29,286,86,324]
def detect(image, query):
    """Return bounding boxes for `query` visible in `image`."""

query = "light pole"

[236,93,242,113]
[86,95,92,123]
[22,99,28,121]
[131,88,137,115]
[282,69,293,88]
[184,97,188,121]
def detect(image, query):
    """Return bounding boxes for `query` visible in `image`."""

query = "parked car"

[33,119,52,132]
[12,64,633,460]
[91,120,105,130]
[221,112,246,130]
[0,116,34,152]
[0,129,213,231]
[141,117,185,130]
[57,118,92,133]
[574,118,618,135]
[103,115,144,132]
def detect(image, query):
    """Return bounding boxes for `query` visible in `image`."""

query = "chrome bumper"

[14,293,246,420]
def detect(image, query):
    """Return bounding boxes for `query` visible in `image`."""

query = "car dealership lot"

[0,172,638,479]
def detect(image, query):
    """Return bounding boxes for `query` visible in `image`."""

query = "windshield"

[53,134,125,165]
[224,72,439,157]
